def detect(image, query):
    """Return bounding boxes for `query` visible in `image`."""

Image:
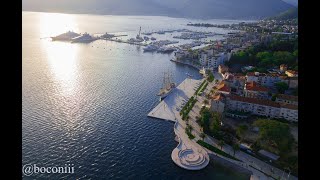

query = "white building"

[246,72,281,87]
[275,94,298,106]
[226,95,298,122]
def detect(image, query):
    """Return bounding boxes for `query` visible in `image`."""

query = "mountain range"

[22,0,295,20]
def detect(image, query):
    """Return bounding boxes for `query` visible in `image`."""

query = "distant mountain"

[269,7,298,20]
[22,0,294,20]
[281,0,298,7]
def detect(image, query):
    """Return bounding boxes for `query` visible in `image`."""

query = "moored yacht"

[71,33,97,43]
[51,31,80,41]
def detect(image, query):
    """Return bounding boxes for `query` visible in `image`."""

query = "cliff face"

[22,0,294,20]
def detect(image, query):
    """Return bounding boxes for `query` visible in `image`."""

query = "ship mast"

[138,26,141,38]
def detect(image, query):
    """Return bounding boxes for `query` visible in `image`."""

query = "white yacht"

[157,47,176,53]
[51,31,80,41]
[143,44,159,52]
[71,33,97,43]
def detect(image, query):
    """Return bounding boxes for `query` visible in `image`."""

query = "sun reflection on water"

[39,12,79,38]
[39,13,80,96]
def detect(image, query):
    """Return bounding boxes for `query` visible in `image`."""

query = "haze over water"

[23,11,249,179]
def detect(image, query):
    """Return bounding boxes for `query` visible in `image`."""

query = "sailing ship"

[157,72,176,100]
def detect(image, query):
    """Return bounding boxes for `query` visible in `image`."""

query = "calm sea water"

[23,11,250,179]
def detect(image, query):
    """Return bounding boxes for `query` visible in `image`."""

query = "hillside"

[22,0,294,20]
[270,7,298,20]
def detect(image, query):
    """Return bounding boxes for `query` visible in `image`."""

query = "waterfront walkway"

[147,78,203,122]
[148,78,210,170]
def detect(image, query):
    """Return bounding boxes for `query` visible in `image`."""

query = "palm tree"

[200,133,206,140]
[232,143,240,157]
[203,99,209,106]
[218,140,225,150]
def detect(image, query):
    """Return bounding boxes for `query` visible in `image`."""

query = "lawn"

[197,140,241,161]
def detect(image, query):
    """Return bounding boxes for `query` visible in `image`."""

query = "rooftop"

[277,94,298,102]
[211,93,225,102]
[215,81,231,93]
[285,70,298,74]
[245,81,269,92]
[280,103,298,110]
[229,95,280,108]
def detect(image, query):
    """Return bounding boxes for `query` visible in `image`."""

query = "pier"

[148,78,210,170]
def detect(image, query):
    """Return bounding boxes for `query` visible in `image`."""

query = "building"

[246,72,281,87]
[279,64,288,73]
[210,93,226,113]
[218,64,229,74]
[199,51,228,69]
[214,81,231,94]
[279,103,298,121]
[226,95,298,122]
[244,81,269,99]
[276,94,298,106]
[280,76,298,89]
[174,49,190,60]
[285,70,298,77]
[199,52,208,66]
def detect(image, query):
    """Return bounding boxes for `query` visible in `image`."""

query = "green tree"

[275,82,289,94]
[200,133,206,140]
[253,119,294,154]
[218,140,225,150]
[271,94,278,101]
[203,99,209,106]
[236,124,248,140]
[232,143,240,157]
[273,51,295,66]
[209,112,222,134]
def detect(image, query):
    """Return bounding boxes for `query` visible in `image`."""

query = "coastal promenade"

[148,78,210,170]
[148,78,203,122]
[148,77,297,179]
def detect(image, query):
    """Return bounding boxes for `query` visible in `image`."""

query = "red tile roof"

[280,103,298,110]
[245,81,269,92]
[229,95,280,108]
[215,81,231,93]
[211,93,225,101]
[286,70,298,74]
[277,94,298,102]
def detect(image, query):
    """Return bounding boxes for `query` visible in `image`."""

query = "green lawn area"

[197,140,241,161]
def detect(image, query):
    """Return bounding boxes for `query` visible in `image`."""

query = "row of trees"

[180,96,197,120]
[225,38,298,72]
